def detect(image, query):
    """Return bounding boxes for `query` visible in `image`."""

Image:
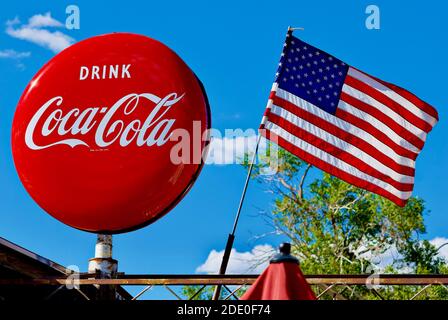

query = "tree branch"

[298,163,312,199]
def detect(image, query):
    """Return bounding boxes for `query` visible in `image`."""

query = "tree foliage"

[183,147,447,300]
[240,146,448,299]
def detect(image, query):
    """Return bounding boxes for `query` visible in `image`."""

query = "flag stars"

[276,38,348,111]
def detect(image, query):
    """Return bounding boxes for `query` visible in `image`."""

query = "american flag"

[260,31,438,206]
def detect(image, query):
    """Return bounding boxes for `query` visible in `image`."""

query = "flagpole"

[212,26,301,300]
[211,134,262,300]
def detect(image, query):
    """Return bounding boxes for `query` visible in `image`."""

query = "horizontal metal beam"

[1,274,448,286]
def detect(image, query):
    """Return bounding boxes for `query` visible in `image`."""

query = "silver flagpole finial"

[288,26,305,32]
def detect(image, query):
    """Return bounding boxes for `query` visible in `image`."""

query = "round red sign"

[12,33,210,233]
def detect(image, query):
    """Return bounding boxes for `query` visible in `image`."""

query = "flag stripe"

[266,112,414,191]
[345,75,432,134]
[334,108,419,161]
[342,83,427,145]
[271,95,416,175]
[276,87,420,159]
[348,67,438,124]
[337,97,423,153]
[261,122,411,204]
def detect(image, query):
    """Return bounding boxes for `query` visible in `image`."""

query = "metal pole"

[212,26,303,300]
[88,234,118,300]
[212,134,262,300]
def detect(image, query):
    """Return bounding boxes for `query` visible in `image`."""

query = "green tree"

[242,147,448,299]
[182,285,215,300]
[181,285,245,300]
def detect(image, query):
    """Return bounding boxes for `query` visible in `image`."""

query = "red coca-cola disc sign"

[12,33,210,233]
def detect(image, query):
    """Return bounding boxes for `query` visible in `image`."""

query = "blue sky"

[0,0,447,299]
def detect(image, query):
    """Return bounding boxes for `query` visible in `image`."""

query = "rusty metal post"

[88,234,118,300]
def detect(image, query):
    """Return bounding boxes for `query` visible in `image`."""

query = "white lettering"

[109,65,118,79]
[91,66,100,79]
[121,64,131,78]
[24,92,185,150]
[79,64,132,80]
[79,66,89,80]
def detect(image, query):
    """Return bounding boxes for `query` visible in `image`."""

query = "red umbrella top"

[241,243,316,300]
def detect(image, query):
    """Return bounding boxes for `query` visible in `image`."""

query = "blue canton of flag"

[277,37,348,115]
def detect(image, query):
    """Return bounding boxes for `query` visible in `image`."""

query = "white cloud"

[430,237,448,261]
[0,49,30,59]
[196,244,274,274]
[27,12,63,28]
[351,237,448,273]
[0,49,31,70]
[355,244,403,272]
[206,134,258,165]
[6,12,74,53]
[6,16,20,27]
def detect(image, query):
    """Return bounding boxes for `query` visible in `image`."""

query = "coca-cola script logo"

[26,92,184,150]
[12,33,210,234]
